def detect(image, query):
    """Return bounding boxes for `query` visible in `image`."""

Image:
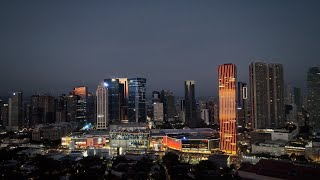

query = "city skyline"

[1,1,320,96]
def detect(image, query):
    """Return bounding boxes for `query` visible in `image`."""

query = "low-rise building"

[32,122,77,141]
[251,140,287,156]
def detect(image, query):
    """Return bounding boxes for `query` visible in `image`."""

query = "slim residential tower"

[250,62,285,129]
[185,80,197,127]
[307,67,320,134]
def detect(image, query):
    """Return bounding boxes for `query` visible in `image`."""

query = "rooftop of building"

[254,140,288,147]
[151,128,216,135]
[253,124,297,134]
[168,134,219,140]
[110,129,149,133]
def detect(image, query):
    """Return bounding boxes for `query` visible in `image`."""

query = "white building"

[201,109,210,125]
[153,102,163,122]
[96,83,108,130]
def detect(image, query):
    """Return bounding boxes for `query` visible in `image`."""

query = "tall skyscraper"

[307,67,320,134]
[56,94,68,123]
[213,97,219,124]
[293,87,301,109]
[0,98,2,126]
[67,95,77,122]
[8,91,23,130]
[206,97,215,125]
[200,109,210,125]
[23,102,31,127]
[153,102,164,122]
[96,82,108,130]
[179,99,186,123]
[73,86,88,123]
[1,103,9,128]
[269,64,285,128]
[128,78,146,123]
[218,64,237,155]
[237,82,248,127]
[104,79,121,123]
[31,95,55,125]
[185,80,197,127]
[160,90,175,122]
[250,62,270,129]
[118,78,129,121]
[87,92,97,124]
[250,62,285,129]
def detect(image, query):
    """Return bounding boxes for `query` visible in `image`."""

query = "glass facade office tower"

[219,64,237,155]
[160,90,175,122]
[96,83,108,130]
[185,80,197,127]
[87,93,97,124]
[118,78,129,121]
[104,78,129,123]
[128,78,146,123]
[307,67,320,134]
[73,86,88,123]
[104,79,120,123]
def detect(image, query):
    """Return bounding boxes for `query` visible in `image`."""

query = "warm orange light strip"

[218,64,237,155]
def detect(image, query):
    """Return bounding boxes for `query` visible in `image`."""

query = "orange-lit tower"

[218,64,237,155]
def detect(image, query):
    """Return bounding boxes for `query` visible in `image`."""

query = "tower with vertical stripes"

[218,64,237,155]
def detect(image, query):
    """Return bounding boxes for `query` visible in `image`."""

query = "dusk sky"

[1,0,320,97]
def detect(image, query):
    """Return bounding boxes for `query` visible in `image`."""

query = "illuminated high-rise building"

[56,94,67,123]
[218,64,237,155]
[96,82,108,130]
[153,102,164,122]
[104,79,121,123]
[307,67,320,134]
[237,82,248,127]
[104,78,129,123]
[30,95,55,125]
[118,78,129,103]
[87,92,97,124]
[8,91,23,130]
[73,86,88,123]
[118,78,129,121]
[128,78,146,123]
[250,62,285,129]
[250,62,270,129]
[185,80,197,127]
[161,90,175,122]
[268,64,285,128]
[1,103,9,127]
[66,95,77,122]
